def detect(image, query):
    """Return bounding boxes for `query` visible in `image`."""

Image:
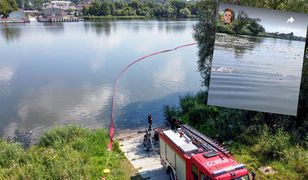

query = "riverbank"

[0,125,138,179]
[0,18,30,23]
[83,15,197,21]
[163,92,308,179]
[83,15,149,20]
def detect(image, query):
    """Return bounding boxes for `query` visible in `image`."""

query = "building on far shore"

[43,1,75,11]
[0,11,29,23]
[9,11,27,19]
[39,1,82,22]
[43,8,66,17]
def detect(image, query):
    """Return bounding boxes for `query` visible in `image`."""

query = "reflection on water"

[84,22,112,36]
[0,20,200,138]
[0,66,14,96]
[214,33,263,58]
[0,25,22,42]
[42,22,65,33]
[209,34,304,115]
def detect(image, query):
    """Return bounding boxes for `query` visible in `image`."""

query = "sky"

[220,3,308,37]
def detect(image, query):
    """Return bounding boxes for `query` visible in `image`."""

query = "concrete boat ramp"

[117,130,169,180]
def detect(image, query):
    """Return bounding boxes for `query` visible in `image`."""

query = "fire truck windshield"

[235,174,249,180]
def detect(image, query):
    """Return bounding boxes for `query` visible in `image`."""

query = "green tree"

[122,6,135,16]
[222,0,308,13]
[128,0,141,10]
[0,0,18,17]
[109,2,115,16]
[136,7,152,17]
[178,7,191,18]
[189,2,198,15]
[246,18,265,36]
[87,1,101,16]
[115,1,127,9]
[264,0,285,10]
[170,0,186,11]
[100,2,111,16]
[233,10,248,34]
[193,0,218,99]
[296,27,308,148]
[155,3,175,18]
[84,0,197,18]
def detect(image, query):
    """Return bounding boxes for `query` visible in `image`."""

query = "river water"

[0,21,305,139]
[0,21,201,138]
[208,33,305,116]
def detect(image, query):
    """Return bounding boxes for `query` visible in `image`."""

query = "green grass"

[228,140,308,179]
[164,91,308,179]
[0,125,137,179]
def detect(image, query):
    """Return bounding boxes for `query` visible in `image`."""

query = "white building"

[43,1,76,11]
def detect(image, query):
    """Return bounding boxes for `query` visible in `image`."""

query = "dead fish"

[212,67,234,73]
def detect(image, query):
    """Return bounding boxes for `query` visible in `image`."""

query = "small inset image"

[208,3,308,116]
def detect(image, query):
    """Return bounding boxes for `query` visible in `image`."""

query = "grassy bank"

[0,125,136,179]
[229,132,308,179]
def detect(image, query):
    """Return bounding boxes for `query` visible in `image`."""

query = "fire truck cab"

[159,124,251,180]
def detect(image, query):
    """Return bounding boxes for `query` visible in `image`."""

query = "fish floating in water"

[212,67,234,73]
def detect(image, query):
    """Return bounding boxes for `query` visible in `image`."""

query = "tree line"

[82,0,197,18]
[222,0,308,14]
[0,0,18,17]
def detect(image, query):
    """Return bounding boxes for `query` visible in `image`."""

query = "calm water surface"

[0,21,201,137]
[208,34,305,115]
[1,22,304,138]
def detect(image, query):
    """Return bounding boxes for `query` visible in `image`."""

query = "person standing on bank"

[148,113,153,130]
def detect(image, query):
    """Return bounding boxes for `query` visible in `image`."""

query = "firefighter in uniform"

[148,113,152,130]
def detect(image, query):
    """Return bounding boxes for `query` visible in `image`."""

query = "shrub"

[39,125,90,147]
[253,128,290,160]
[0,140,27,168]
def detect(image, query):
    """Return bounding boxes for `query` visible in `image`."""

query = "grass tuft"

[0,125,136,179]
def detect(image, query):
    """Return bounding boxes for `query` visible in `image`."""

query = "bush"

[39,125,90,147]
[253,128,290,160]
[0,140,26,168]
[284,145,308,177]
[216,22,235,34]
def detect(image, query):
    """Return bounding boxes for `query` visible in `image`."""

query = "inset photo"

[208,3,308,116]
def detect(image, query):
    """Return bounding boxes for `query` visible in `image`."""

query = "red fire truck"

[159,124,252,180]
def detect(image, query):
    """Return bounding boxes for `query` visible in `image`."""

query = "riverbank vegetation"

[0,0,18,17]
[0,125,136,179]
[82,0,197,19]
[222,0,308,14]
[163,89,308,178]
